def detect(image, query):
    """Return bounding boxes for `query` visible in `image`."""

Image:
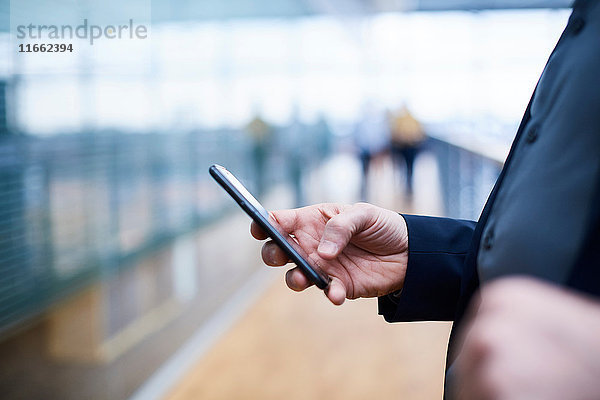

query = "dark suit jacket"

[379,0,600,394]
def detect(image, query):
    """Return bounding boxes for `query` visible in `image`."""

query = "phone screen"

[209,164,330,290]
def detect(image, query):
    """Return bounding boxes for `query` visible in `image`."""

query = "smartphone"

[209,164,330,290]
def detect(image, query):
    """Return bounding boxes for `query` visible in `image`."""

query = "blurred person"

[353,101,389,201]
[314,115,333,160]
[286,111,308,207]
[250,1,600,398]
[245,114,273,194]
[389,105,426,196]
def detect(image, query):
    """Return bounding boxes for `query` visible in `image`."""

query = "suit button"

[482,230,494,250]
[571,17,585,35]
[526,126,539,143]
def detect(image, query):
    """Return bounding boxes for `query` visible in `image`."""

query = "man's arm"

[251,203,410,305]
[453,277,600,400]
[251,203,476,322]
[379,215,476,322]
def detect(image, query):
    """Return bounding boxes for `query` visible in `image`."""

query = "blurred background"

[0,1,571,399]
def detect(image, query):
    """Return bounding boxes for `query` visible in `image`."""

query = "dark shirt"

[378,1,600,396]
[479,0,600,283]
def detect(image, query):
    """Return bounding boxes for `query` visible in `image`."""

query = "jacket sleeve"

[378,214,476,322]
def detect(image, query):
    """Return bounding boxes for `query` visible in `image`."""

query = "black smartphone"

[209,164,330,290]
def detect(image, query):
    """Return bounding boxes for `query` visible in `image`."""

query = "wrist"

[397,213,409,252]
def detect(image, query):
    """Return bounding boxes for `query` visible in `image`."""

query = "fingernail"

[318,240,338,256]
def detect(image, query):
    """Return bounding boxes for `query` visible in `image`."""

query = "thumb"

[317,204,372,259]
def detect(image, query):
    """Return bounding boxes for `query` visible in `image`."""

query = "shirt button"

[482,229,494,250]
[526,126,539,144]
[571,17,585,35]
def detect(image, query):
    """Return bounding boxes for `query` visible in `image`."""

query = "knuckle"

[325,215,348,232]
[467,322,496,356]
[352,202,379,221]
[352,202,372,212]
[472,330,493,353]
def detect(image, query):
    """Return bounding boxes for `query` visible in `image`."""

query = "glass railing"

[0,123,332,336]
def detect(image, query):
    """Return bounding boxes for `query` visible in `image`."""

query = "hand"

[251,203,408,305]
[454,277,600,400]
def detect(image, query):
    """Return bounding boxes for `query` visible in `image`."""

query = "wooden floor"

[164,153,451,400]
[164,277,451,400]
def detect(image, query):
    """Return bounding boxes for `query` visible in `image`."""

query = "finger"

[325,276,347,305]
[250,221,268,240]
[285,267,313,292]
[251,208,301,240]
[269,208,301,233]
[317,204,373,259]
[261,241,290,266]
